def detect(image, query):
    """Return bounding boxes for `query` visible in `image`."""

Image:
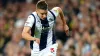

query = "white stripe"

[46,29,53,47]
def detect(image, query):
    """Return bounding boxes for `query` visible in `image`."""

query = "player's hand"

[35,38,40,44]
[64,25,69,35]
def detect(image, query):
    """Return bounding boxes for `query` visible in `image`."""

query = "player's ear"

[36,9,39,13]
[36,9,37,12]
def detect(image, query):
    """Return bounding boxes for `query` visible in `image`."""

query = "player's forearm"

[58,7,69,35]
[22,32,36,41]
[58,7,66,26]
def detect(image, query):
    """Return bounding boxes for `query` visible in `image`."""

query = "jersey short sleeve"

[24,15,34,28]
[51,7,59,17]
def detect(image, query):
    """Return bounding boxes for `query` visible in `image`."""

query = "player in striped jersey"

[22,0,69,56]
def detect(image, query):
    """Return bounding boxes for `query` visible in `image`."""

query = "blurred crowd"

[0,0,100,56]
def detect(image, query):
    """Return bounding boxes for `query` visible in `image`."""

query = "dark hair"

[36,0,48,10]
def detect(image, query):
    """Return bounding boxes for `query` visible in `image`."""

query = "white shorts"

[31,42,58,56]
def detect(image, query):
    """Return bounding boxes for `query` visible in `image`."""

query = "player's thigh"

[42,49,57,56]
[42,43,58,56]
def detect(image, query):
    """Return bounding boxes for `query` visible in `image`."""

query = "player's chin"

[42,17,47,19]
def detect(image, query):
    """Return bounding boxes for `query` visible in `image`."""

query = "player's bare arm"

[57,7,69,35]
[22,27,40,44]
